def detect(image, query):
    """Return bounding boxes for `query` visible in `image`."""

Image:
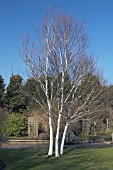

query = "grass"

[0,146,113,170]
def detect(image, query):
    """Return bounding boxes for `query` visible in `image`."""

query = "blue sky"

[0,0,113,86]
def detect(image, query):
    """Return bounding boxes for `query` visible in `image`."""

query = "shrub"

[100,134,112,141]
[6,113,28,137]
[105,129,113,135]
[0,108,10,143]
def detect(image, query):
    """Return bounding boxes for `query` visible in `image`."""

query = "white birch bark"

[48,116,53,156]
[55,113,61,157]
[45,35,54,156]
[60,123,69,155]
[55,65,64,157]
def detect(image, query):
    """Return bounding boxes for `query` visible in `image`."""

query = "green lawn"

[0,146,113,170]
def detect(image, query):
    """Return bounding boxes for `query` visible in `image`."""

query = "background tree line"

[0,73,113,139]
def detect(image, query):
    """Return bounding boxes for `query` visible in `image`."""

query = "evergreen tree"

[0,75,5,107]
[5,74,27,113]
[24,77,45,110]
[106,85,113,107]
[24,78,38,109]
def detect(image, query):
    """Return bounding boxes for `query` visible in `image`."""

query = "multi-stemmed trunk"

[60,122,69,155]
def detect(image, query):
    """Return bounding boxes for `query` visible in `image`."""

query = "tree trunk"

[55,113,61,157]
[48,116,53,156]
[60,123,69,155]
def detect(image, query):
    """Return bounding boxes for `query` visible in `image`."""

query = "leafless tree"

[60,70,105,155]
[20,9,105,157]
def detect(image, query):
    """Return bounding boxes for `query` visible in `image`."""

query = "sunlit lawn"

[0,146,113,170]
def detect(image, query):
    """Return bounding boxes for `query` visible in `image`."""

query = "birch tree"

[60,71,105,155]
[20,9,105,157]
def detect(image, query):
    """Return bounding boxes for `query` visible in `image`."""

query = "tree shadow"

[0,160,6,170]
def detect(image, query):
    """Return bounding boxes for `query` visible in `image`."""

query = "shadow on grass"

[0,160,6,170]
[0,146,113,170]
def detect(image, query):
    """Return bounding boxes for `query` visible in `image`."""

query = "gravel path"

[0,143,48,149]
[65,142,113,149]
[0,141,113,149]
